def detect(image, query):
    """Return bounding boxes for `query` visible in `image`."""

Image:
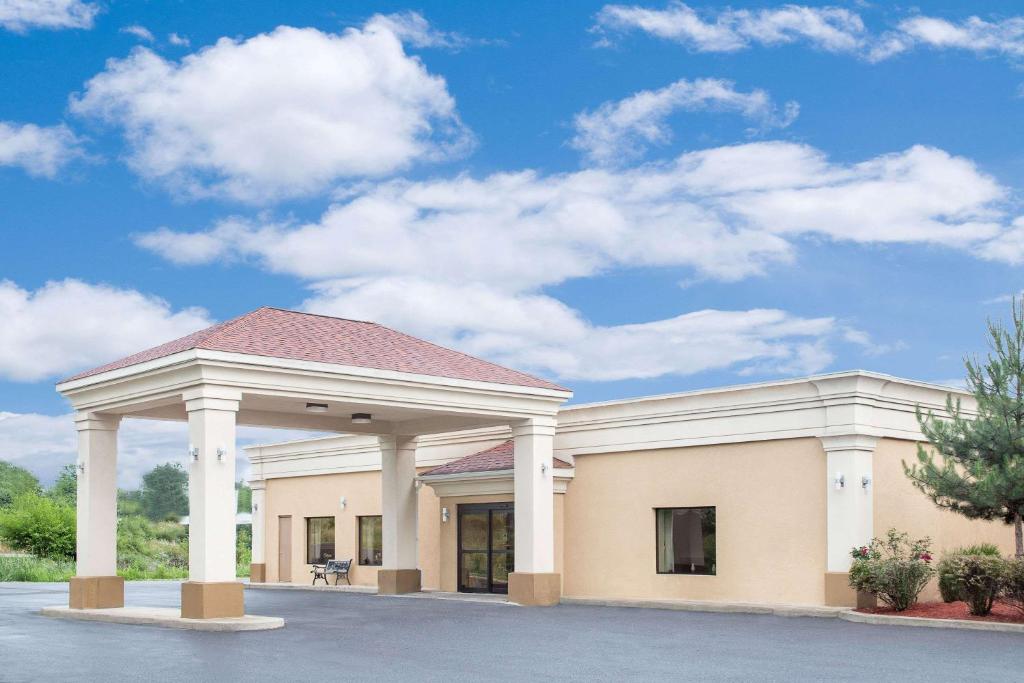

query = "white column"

[74,413,120,577]
[250,480,266,567]
[822,434,877,572]
[185,388,240,583]
[512,416,557,573]
[379,435,418,571]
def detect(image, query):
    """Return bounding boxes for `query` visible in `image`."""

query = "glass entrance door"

[458,503,514,594]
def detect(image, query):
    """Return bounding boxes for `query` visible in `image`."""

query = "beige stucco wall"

[872,437,1017,601]
[562,438,828,604]
[264,469,441,588]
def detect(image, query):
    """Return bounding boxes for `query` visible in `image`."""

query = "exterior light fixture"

[351,413,372,424]
[833,472,845,490]
[305,402,329,413]
[861,475,872,490]
[441,507,450,523]
[76,461,85,474]
[253,502,259,512]
[189,445,199,462]
[540,462,548,476]
[339,496,346,511]
[216,447,226,462]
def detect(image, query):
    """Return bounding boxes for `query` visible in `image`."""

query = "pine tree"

[905,299,1024,557]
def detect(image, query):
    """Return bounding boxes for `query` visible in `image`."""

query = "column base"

[249,563,266,583]
[377,569,421,594]
[69,576,124,609]
[825,571,877,608]
[181,581,244,619]
[509,572,561,606]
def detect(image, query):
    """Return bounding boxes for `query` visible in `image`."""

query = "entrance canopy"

[56,307,572,617]
[59,306,570,435]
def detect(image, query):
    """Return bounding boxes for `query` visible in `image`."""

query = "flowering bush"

[848,529,935,611]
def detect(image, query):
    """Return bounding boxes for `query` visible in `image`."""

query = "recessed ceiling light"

[351,413,372,424]
[305,402,329,413]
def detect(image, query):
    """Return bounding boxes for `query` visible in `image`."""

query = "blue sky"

[2,0,1024,483]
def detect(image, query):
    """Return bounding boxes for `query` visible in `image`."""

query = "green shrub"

[0,555,75,581]
[937,545,1003,602]
[1003,557,1024,616]
[849,529,935,611]
[0,493,76,559]
[946,554,1006,616]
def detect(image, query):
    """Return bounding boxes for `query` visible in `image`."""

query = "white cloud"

[70,16,473,202]
[136,141,1006,382]
[594,4,1024,64]
[366,11,471,50]
[593,3,866,53]
[0,411,319,488]
[0,279,213,382]
[872,15,1024,62]
[137,142,1009,287]
[0,0,97,32]
[167,32,190,47]
[571,78,799,165]
[120,24,154,42]
[303,277,840,381]
[0,122,84,178]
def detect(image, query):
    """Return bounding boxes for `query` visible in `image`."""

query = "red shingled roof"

[421,440,572,477]
[62,307,568,391]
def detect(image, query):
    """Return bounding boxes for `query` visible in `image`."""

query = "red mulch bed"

[858,600,1024,623]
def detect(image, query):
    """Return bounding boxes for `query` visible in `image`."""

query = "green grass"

[0,555,75,581]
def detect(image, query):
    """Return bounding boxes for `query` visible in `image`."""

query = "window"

[656,507,716,575]
[359,515,383,566]
[306,517,335,564]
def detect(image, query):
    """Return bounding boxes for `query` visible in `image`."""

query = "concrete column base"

[509,572,561,606]
[69,576,124,609]
[249,563,266,583]
[824,571,877,608]
[377,569,421,594]
[181,581,244,619]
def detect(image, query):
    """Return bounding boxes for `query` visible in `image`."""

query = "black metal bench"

[312,558,352,585]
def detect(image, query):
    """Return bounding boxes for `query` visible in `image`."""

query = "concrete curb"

[246,583,377,594]
[559,596,845,619]
[40,606,284,631]
[839,610,1024,633]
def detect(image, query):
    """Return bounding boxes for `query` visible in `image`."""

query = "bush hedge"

[0,493,76,560]
[937,544,1002,602]
[946,554,1005,616]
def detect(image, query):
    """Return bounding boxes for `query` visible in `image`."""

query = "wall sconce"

[76,461,85,474]
[441,507,450,523]
[540,462,548,476]
[861,475,872,490]
[216,447,226,462]
[189,446,199,462]
[253,502,259,512]
[339,496,347,511]
[833,472,845,490]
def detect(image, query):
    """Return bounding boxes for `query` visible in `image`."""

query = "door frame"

[278,515,292,583]
[457,502,514,594]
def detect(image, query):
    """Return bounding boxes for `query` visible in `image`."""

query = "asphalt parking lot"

[3,581,1023,682]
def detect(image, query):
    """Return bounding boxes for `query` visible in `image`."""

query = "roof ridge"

[259,306,377,326]
[194,307,270,349]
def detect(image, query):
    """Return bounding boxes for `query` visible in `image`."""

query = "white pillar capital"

[820,434,879,454]
[511,415,558,438]
[183,385,242,413]
[74,412,121,432]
